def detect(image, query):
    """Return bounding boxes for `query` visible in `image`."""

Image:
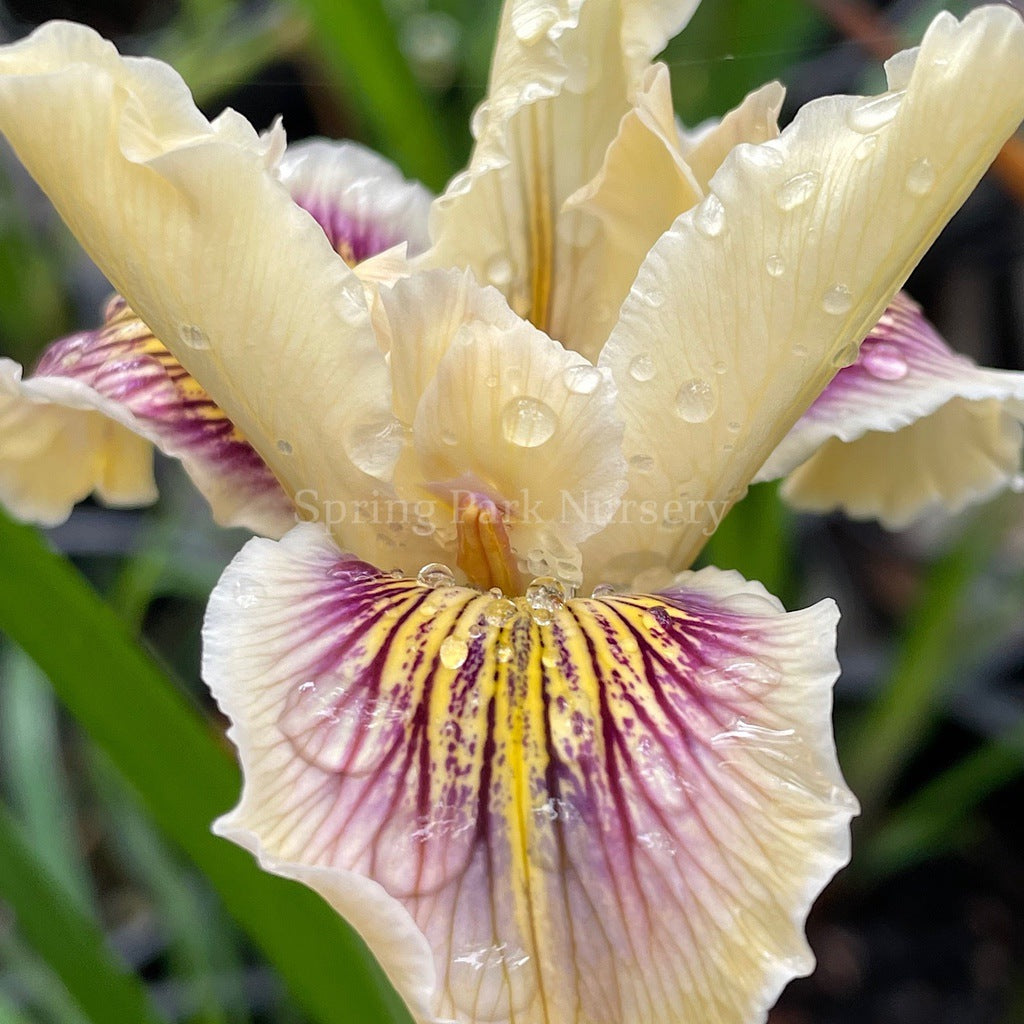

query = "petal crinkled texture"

[678,80,786,192]
[205,523,856,1024]
[591,6,1024,585]
[0,297,294,533]
[0,21,419,563]
[757,292,1024,526]
[277,138,433,263]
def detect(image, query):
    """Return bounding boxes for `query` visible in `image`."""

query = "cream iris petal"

[758,293,1024,526]
[0,21,406,561]
[563,62,701,362]
[0,122,433,534]
[378,268,522,422]
[591,6,1024,586]
[205,523,855,1024]
[678,80,785,192]
[426,0,699,347]
[0,297,293,533]
[394,312,627,583]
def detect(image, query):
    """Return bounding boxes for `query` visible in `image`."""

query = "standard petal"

[594,6,1024,582]
[679,81,786,191]
[278,138,433,263]
[425,1,699,346]
[0,22,406,560]
[395,314,627,582]
[0,297,294,533]
[757,293,1024,526]
[561,63,702,361]
[205,523,855,1024]
[378,267,522,423]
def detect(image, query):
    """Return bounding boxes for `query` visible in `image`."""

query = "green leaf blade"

[0,509,411,1024]
[0,801,167,1024]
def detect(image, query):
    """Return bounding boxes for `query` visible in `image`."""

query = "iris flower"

[0,3,1022,1023]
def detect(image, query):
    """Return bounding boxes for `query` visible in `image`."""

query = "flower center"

[455,493,522,594]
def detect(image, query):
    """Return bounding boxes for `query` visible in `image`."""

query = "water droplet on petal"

[590,583,616,598]
[848,91,904,133]
[530,577,566,602]
[533,798,561,821]
[178,323,210,350]
[792,342,809,358]
[526,576,565,624]
[641,288,665,308]
[775,171,821,211]
[440,429,458,446]
[628,353,655,382]
[694,193,726,237]
[862,341,909,380]
[485,374,499,388]
[673,378,717,423]
[562,364,602,395]
[276,439,293,454]
[484,597,517,626]
[765,254,786,278]
[485,255,514,286]
[712,360,728,375]
[327,564,376,583]
[854,134,879,160]
[501,397,558,448]
[450,944,534,1018]
[822,283,854,316]
[637,830,677,855]
[346,416,405,478]
[905,157,935,196]
[232,575,266,608]
[440,636,469,670]
[417,562,456,588]
[496,644,513,663]
[832,341,861,367]
[738,142,784,168]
